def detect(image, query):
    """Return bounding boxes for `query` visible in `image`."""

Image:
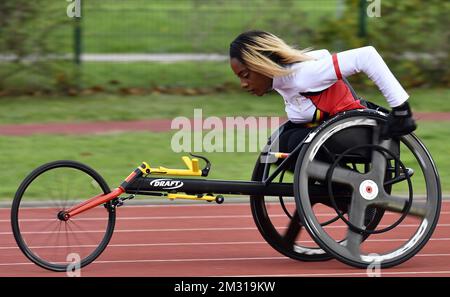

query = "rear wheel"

[250,117,387,262]
[295,111,441,268]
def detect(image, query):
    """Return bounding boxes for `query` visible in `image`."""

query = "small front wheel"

[215,195,225,204]
[11,160,116,272]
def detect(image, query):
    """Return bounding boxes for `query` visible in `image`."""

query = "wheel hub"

[359,180,378,201]
[57,211,70,221]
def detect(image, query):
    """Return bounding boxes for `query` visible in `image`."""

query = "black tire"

[250,153,334,261]
[11,160,116,272]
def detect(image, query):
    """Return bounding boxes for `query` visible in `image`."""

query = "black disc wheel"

[294,111,441,268]
[250,118,386,262]
[11,160,116,272]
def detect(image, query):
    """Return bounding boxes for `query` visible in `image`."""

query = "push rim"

[295,112,441,268]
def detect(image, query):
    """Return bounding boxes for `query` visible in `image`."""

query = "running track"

[1,200,450,277]
[0,113,449,136]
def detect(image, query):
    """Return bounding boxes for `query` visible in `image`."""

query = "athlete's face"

[230,58,273,96]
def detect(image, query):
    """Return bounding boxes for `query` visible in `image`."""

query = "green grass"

[1,61,236,90]
[82,62,236,88]
[39,0,337,53]
[0,88,448,125]
[0,122,449,200]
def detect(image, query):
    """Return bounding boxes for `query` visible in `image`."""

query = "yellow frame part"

[140,156,203,176]
[167,193,215,202]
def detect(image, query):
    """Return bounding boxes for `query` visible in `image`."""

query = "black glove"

[381,101,417,139]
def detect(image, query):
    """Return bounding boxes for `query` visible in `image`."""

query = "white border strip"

[2,223,450,235]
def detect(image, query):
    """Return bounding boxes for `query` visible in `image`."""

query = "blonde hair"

[230,31,314,78]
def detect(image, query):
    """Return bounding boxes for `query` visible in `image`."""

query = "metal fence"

[1,0,447,91]
[74,0,341,54]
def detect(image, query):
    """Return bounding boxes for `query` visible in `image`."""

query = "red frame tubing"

[64,166,144,219]
[65,187,124,219]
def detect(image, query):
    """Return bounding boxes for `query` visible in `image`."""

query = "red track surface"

[0,113,449,136]
[1,200,450,277]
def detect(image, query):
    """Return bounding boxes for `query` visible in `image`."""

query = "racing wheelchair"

[11,108,441,271]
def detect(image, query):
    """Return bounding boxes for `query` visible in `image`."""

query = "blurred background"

[0,0,448,201]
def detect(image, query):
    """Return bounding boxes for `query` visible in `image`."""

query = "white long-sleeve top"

[272,46,409,123]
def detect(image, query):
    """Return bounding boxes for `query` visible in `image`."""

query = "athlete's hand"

[381,101,417,139]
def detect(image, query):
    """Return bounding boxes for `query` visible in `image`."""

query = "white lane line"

[2,223,450,235]
[0,227,259,235]
[0,241,267,250]
[2,211,450,223]
[1,237,450,250]
[0,214,328,223]
[0,214,280,223]
[2,199,449,211]
[0,202,254,211]
[1,253,450,267]
[0,257,289,267]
